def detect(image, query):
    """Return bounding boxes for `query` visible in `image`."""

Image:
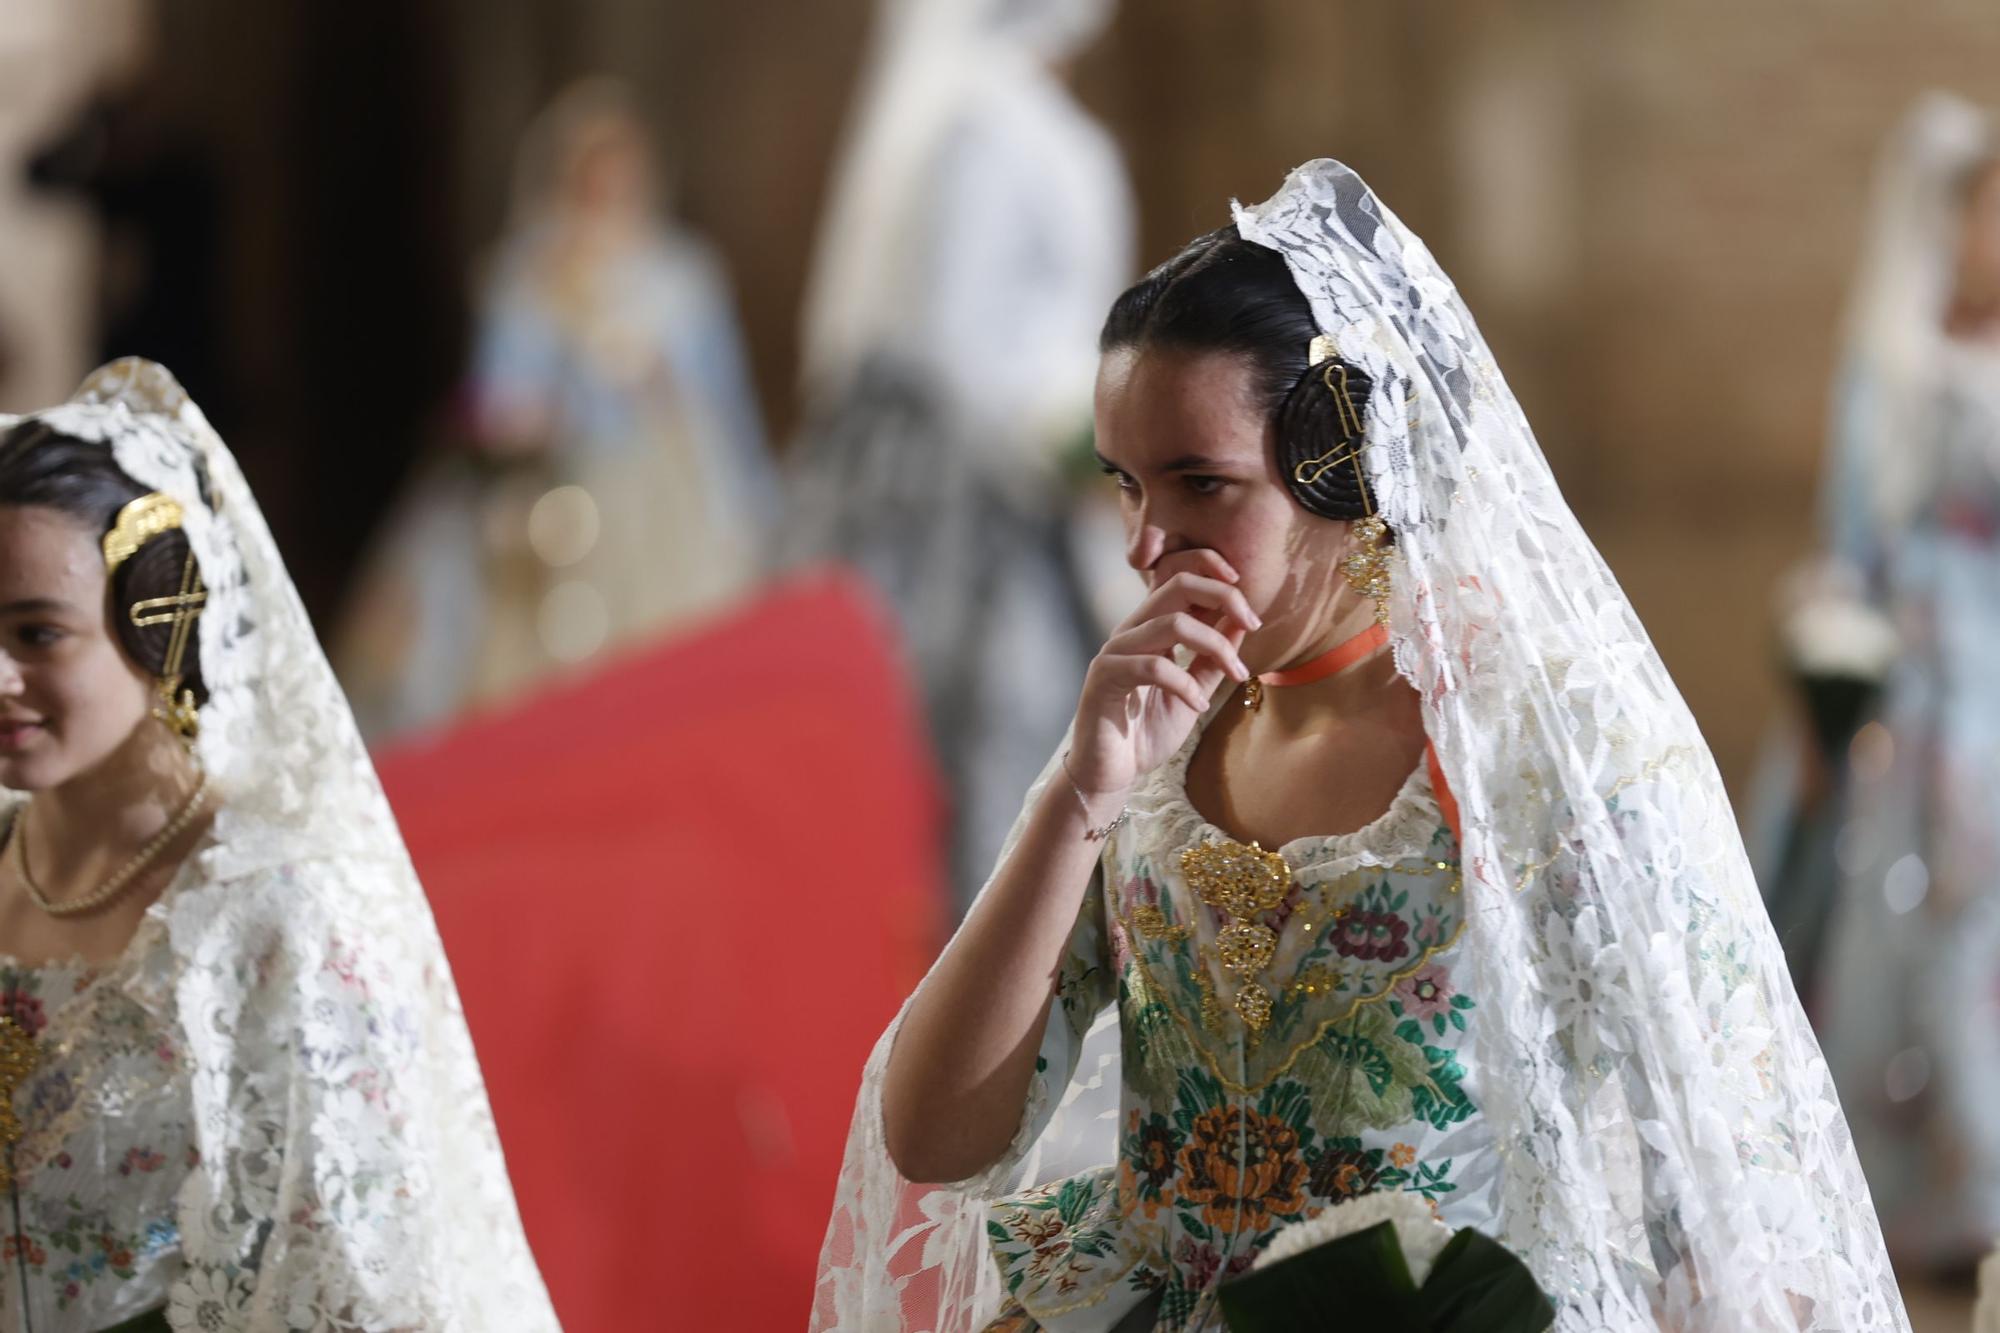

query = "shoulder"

[163,853,423,989]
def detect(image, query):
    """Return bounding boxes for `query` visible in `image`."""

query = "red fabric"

[374,571,944,1332]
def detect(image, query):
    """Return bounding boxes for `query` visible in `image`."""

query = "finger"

[1107,613,1248,681]
[1121,574,1261,637]
[1166,547,1240,585]
[1192,619,1255,695]
[1189,624,1246,689]
[1098,653,1210,714]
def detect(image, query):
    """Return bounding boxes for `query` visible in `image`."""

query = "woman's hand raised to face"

[1067,548,1258,805]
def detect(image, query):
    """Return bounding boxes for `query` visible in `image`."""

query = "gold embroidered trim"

[1509,746,1694,892]
[0,1015,36,1191]
[1113,869,1468,1097]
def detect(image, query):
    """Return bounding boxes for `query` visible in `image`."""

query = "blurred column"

[0,0,145,409]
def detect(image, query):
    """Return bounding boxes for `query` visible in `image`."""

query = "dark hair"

[1098,225,1377,522]
[0,419,208,703]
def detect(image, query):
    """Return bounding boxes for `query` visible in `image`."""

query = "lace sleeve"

[814,746,1125,1331]
[165,863,559,1333]
[946,862,1114,1198]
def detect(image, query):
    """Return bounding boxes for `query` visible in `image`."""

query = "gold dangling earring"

[1340,516,1393,627]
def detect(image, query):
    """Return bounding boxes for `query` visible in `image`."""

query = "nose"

[1125,512,1164,574]
[0,650,20,696]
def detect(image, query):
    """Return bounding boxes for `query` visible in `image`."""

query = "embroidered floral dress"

[977,710,1492,1331]
[1,828,188,1333]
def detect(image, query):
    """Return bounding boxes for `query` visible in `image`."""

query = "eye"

[1100,463,1139,495]
[13,625,64,650]
[1184,475,1229,496]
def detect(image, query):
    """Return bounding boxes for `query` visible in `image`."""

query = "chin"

[0,750,67,794]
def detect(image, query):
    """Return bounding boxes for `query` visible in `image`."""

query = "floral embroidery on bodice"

[981,716,1496,1331]
[1,920,190,1333]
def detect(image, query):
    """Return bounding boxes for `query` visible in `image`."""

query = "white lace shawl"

[12,360,562,1332]
[812,164,1908,1331]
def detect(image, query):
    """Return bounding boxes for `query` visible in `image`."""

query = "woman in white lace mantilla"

[811,163,1906,1331]
[0,359,560,1331]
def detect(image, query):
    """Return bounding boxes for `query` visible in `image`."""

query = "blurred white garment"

[785,0,1135,908]
[1803,94,2000,1268]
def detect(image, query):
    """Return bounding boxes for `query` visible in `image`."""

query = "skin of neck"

[1246,579,1412,735]
[25,713,201,882]
[1232,520,1408,732]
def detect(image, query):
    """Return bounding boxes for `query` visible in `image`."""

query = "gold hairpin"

[1301,332,1392,626]
[100,492,207,748]
[102,493,185,575]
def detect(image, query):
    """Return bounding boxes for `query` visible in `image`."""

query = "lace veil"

[812,163,1907,1331]
[14,360,562,1330]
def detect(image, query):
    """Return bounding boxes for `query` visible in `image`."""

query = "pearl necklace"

[7,775,212,919]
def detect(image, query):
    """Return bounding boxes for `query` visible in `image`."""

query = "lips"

[0,720,44,752]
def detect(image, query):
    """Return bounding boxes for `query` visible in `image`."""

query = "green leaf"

[1055,1176,1095,1227]
[1217,1221,1426,1333]
[1433,1014,1448,1037]
[1449,994,1475,1010]
[987,1220,1012,1244]
[1418,1229,1557,1333]
[1449,1010,1467,1032]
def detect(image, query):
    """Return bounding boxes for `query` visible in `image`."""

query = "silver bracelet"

[1061,749,1130,842]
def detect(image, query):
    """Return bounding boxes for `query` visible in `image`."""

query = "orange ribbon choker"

[1257,622,1391,689]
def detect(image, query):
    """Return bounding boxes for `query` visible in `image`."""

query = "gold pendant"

[1242,679,1263,711]
[1180,838,1293,1036]
[0,1014,38,1191]
[1180,839,1291,919]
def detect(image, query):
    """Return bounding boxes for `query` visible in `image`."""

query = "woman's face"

[1094,346,1357,668]
[0,505,155,791]
[563,118,652,220]
[1958,159,2000,304]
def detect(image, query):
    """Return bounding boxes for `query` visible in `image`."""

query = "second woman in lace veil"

[0,359,560,1331]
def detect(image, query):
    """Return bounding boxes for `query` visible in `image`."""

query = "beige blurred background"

[5,0,1988,791]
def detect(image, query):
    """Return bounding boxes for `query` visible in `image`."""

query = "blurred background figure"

[337,78,770,738]
[0,0,152,411]
[26,5,227,423]
[1805,91,2000,1282]
[781,0,1136,912]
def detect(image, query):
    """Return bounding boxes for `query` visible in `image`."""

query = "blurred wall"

[24,0,2000,793]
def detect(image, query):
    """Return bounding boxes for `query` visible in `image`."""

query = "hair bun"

[1275,355,1376,522]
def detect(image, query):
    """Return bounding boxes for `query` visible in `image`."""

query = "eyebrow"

[1094,451,1241,475]
[0,597,74,616]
